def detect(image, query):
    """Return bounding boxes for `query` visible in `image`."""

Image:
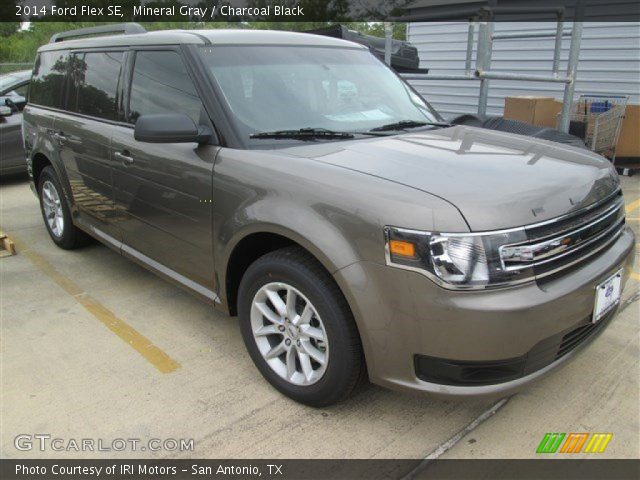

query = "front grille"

[500,189,625,281]
[525,309,616,375]
[556,319,602,359]
[529,191,622,240]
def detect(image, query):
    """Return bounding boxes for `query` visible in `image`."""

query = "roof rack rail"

[49,23,146,43]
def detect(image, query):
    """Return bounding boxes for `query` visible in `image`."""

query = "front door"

[111,49,217,295]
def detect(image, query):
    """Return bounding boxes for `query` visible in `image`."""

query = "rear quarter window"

[29,51,70,109]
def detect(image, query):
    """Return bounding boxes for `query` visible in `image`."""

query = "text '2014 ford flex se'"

[23,24,635,406]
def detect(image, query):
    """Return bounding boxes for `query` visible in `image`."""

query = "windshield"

[198,45,441,142]
[0,75,22,94]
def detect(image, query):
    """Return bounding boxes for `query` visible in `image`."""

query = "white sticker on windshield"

[324,109,393,122]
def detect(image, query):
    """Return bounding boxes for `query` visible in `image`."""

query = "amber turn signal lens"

[389,239,416,258]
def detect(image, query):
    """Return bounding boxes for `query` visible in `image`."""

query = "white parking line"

[401,397,510,480]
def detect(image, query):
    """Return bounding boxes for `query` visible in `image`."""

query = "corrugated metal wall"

[406,22,640,118]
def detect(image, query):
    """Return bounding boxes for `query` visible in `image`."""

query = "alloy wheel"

[250,282,329,386]
[41,180,64,238]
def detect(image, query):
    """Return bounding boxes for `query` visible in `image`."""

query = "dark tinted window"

[13,83,29,97]
[29,51,70,108]
[68,52,123,120]
[128,51,203,124]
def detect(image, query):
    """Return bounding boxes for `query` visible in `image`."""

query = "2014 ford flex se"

[23,25,635,406]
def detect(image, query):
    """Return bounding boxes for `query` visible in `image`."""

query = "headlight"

[384,226,533,289]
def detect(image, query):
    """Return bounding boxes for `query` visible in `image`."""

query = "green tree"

[0,0,20,37]
[0,19,407,66]
[0,22,101,63]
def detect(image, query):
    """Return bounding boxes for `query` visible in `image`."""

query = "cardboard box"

[504,96,639,159]
[504,96,563,128]
[615,103,639,158]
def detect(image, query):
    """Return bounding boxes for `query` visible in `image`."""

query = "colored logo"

[536,433,613,454]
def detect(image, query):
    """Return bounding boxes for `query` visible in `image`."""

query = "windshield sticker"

[324,109,393,122]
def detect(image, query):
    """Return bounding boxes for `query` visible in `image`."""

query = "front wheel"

[238,246,365,407]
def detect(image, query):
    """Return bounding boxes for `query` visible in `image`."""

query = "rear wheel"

[238,246,365,407]
[38,166,90,249]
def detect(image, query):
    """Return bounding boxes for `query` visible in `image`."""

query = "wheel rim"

[251,282,329,386]
[41,180,64,238]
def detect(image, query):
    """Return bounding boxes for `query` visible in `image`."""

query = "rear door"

[25,50,69,185]
[110,48,218,295]
[56,50,125,240]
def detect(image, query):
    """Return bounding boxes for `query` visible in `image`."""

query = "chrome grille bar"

[523,194,623,244]
[499,196,625,273]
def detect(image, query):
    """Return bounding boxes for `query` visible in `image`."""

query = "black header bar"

[5,0,640,23]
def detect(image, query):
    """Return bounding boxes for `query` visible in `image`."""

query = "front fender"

[212,146,467,275]
[220,208,360,278]
[212,149,402,288]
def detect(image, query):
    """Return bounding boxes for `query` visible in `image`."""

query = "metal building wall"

[406,22,640,118]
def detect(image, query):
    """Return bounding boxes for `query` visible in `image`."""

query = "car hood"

[283,125,619,231]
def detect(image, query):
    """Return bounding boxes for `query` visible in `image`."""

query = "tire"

[238,246,365,407]
[37,166,90,249]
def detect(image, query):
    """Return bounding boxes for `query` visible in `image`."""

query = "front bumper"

[334,225,636,397]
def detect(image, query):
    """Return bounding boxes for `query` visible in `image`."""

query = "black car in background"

[0,70,31,175]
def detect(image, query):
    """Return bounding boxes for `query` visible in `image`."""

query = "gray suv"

[23,24,635,406]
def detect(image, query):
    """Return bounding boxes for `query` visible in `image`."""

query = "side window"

[68,51,123,121]
[128,50,203,125]
[29,51,70,109]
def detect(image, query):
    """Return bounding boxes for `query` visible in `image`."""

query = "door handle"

[114,151,134,165]
[52,131,67,144]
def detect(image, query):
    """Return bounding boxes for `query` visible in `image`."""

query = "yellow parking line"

[10,235,181,374]
[625,198,640,214]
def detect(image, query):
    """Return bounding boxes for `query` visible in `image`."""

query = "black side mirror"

[5,98,19,113]
[134,113,211,144]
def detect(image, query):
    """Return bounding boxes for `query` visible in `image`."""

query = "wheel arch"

[31,152,53,191]
[29,149,74,215]
[223,228,342,317]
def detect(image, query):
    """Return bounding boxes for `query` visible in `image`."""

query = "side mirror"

[5,97,22,113]
[134,113,211,144]
[0,106,12,117]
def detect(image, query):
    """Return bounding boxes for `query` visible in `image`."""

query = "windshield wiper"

[370,120,452,132]
[251,128,355,140]
[250,127,394,140]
